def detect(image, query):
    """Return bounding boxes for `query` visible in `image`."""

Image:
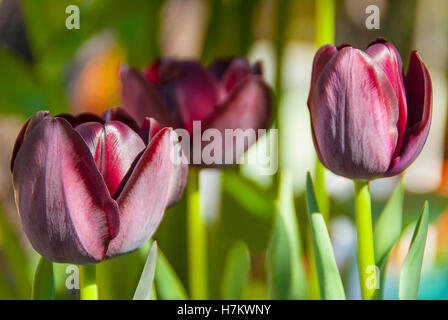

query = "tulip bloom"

[11,108,187,264]
[120,58,272,166]
[308,39,432,180]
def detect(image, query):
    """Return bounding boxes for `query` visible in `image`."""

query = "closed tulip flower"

[308,38,432,180]
[120,58,272,166]
[11,108,187,264]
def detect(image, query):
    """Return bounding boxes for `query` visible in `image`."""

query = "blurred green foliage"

[0,0,447,301]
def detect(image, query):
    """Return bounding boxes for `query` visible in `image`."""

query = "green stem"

[315,0,335,46]
[187,167,208,299]
[79,264,98,300]
[353,180,377,300]
[308,1,334,298]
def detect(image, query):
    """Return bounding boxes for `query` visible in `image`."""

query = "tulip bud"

[11,108,187,264]
[308,39,432,180]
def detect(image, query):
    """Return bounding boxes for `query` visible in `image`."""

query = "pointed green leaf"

[373,179,404,298]
[399,201,429,300]
[374,180,404,264]
[155,248,188,300]
[221,241,250,300]
[267,170,308,299]
[306,173,346,300]
[133,241,158,300]
[32,257,54,300]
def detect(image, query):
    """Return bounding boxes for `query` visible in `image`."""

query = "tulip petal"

[220,58,252,92]
[10,111,49,172]
[387,51,432,176]
[173,61,223,133]
[209,59,233,80]
[120,65,175,127]
[310,47,399,180]
[12,117,120,264]
[76,121,146,197]
[102,107,141,134]
[106,128,188,256]
[307,44,338,108]
[141,117,161,145]
[203,75,272,165]
[55,112,105,128]
[366,40,408,155]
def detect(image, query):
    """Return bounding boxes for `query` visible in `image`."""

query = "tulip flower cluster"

[10,37,433,294]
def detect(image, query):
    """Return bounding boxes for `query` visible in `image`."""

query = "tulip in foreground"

[308,38,432,180]
[120,58,272,166]
[11,108,187,264]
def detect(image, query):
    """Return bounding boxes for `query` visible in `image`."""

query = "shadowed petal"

[220,58,251,92]
[102,107,141,134]
[387,51,432,176]
[12,117,120,264]
[106,128,187,257]
[307,44,338,108]
[141,117,161,145]
[173,61,223,133]
[208,59,233,80]
[76,121,146,196]
[120,65,174,127]
[202,75,272,165]
[310,47,399,180]
[55,112,105,128]
[10,111,49,172]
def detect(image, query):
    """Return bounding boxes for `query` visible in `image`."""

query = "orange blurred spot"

[71,43,125,114]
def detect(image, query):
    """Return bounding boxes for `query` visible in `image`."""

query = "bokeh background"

[0,0,447,300]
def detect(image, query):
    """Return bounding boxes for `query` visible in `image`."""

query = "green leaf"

[223,170,274,219]
[221,241,250,300]
[306,173,346,300]
[266,170,307,299]
[133,241,158,300]
[0,206,33,298]
[32,257,54,300]
[155,248,188,300]
[374,180,404,264]
[373,179,404,298]
[399,201,429,300]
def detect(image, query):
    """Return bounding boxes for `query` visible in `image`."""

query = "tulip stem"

[353,180,378,300]
[187,167,208,299]
[315,0,335,46]
[79,264,98,300]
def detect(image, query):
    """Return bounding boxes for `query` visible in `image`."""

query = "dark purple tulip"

[11,108,187,264]
[120,58,272,166]
[307,39,432,180]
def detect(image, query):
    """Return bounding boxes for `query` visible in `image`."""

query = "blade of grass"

[31,256,54,300]
[133,241,158,300]
[399,201,429,300]
[221,241,250,300]
[306,173,345,300]
[373,179,404,298]
[155,248,188,300]
[267,170,308,299]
